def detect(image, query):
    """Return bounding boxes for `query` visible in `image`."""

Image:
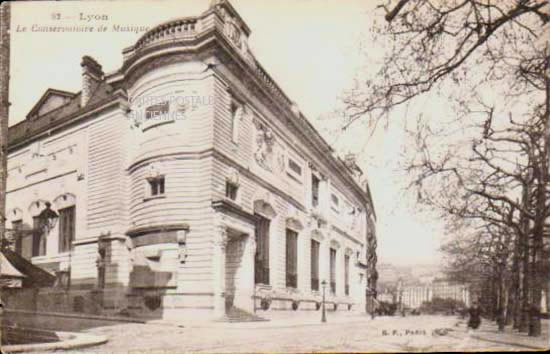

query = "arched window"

[253,191,276,285]
[28,200,48,257]
[54,193,76,253]
[285,228,298,288]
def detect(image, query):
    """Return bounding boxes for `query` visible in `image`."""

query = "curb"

[2,331,108,353]
[471,334,548,350]
[4,309,146,324]
[446,322,549,350]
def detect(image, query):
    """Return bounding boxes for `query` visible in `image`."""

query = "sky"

[9,0,445,267]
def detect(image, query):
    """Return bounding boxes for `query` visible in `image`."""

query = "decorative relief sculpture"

[311,229,325,242]
[253,120,275,172]
[174,98,187,114]
[276,145,286,172]
[226,167,240,186]
[177,230,189,263]
[221,12,241,48]
[240,36,256,68]
[146,162,164,179]
[215,225,229,250]
[286,205,304,231]
[215,3,255,68]
[330,239,341,250]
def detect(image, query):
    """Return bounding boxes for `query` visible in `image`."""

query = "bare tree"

[342,0,549,337]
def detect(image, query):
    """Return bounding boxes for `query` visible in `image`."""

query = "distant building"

[401,279,470,309]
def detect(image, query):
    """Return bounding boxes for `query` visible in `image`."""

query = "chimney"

[81,55,103,107]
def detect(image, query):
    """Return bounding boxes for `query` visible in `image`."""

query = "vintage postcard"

[0,0,549,352]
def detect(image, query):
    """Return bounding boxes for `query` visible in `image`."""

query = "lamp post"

[321,279,327,323]
[366,287,376,319]
[38,202,59,234]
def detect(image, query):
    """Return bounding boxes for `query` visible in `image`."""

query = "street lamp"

[321,279,327,323]
[38,202,59,233]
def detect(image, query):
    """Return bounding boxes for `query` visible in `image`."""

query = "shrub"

[419,297,465,315]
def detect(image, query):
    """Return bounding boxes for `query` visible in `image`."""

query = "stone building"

[401,280,470,309]
[5,0,377,320]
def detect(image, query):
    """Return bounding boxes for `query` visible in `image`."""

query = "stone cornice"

[126,223,190,237]
[212,199,257,223]
[330,224,363,246]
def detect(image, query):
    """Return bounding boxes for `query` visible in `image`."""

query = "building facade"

[401,280,470,309]
[5,0,377,320]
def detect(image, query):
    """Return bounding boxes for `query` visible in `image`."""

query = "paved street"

[50,314,548,353]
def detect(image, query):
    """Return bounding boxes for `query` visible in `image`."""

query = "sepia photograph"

[0,0,549,352]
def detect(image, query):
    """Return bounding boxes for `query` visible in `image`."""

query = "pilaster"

[213,224,229,319]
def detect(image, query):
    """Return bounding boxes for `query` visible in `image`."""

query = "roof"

[25,88,76,119]
[0,252,25,278]
[9,81,116,148]
[1,248,56,288]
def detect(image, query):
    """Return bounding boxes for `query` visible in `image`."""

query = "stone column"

[320,239,330,295]
[213,225,229,319]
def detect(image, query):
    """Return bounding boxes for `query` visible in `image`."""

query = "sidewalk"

[147,311,376,329]
[453,318,550,350]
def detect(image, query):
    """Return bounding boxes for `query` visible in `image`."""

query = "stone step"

[220,307,269,323]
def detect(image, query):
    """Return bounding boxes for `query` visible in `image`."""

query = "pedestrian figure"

[467,301,481,335]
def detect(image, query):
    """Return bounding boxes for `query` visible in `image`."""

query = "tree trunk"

[519,239,530,333]
[498,270,506,331]
[528,224,543,337]
[519,183,531,333]
[511,233,521,329]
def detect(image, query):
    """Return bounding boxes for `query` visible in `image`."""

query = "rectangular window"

[58,206,76,253]
[225,181,238,201]
[345,254,350,296]
[286,157,303,182]
[145,101,169,120]
[288,159,302,176]
[18,221,33,260]
[285,229,298,288]
[231,102,240,144]
[331,193,340,213]
[330,248,336,294]
[148,176,165,197]
[311,240,320,291]
[32,216,47,257]
[255,214,270,285]
[11,220,23,255]
[311,174,320,208]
